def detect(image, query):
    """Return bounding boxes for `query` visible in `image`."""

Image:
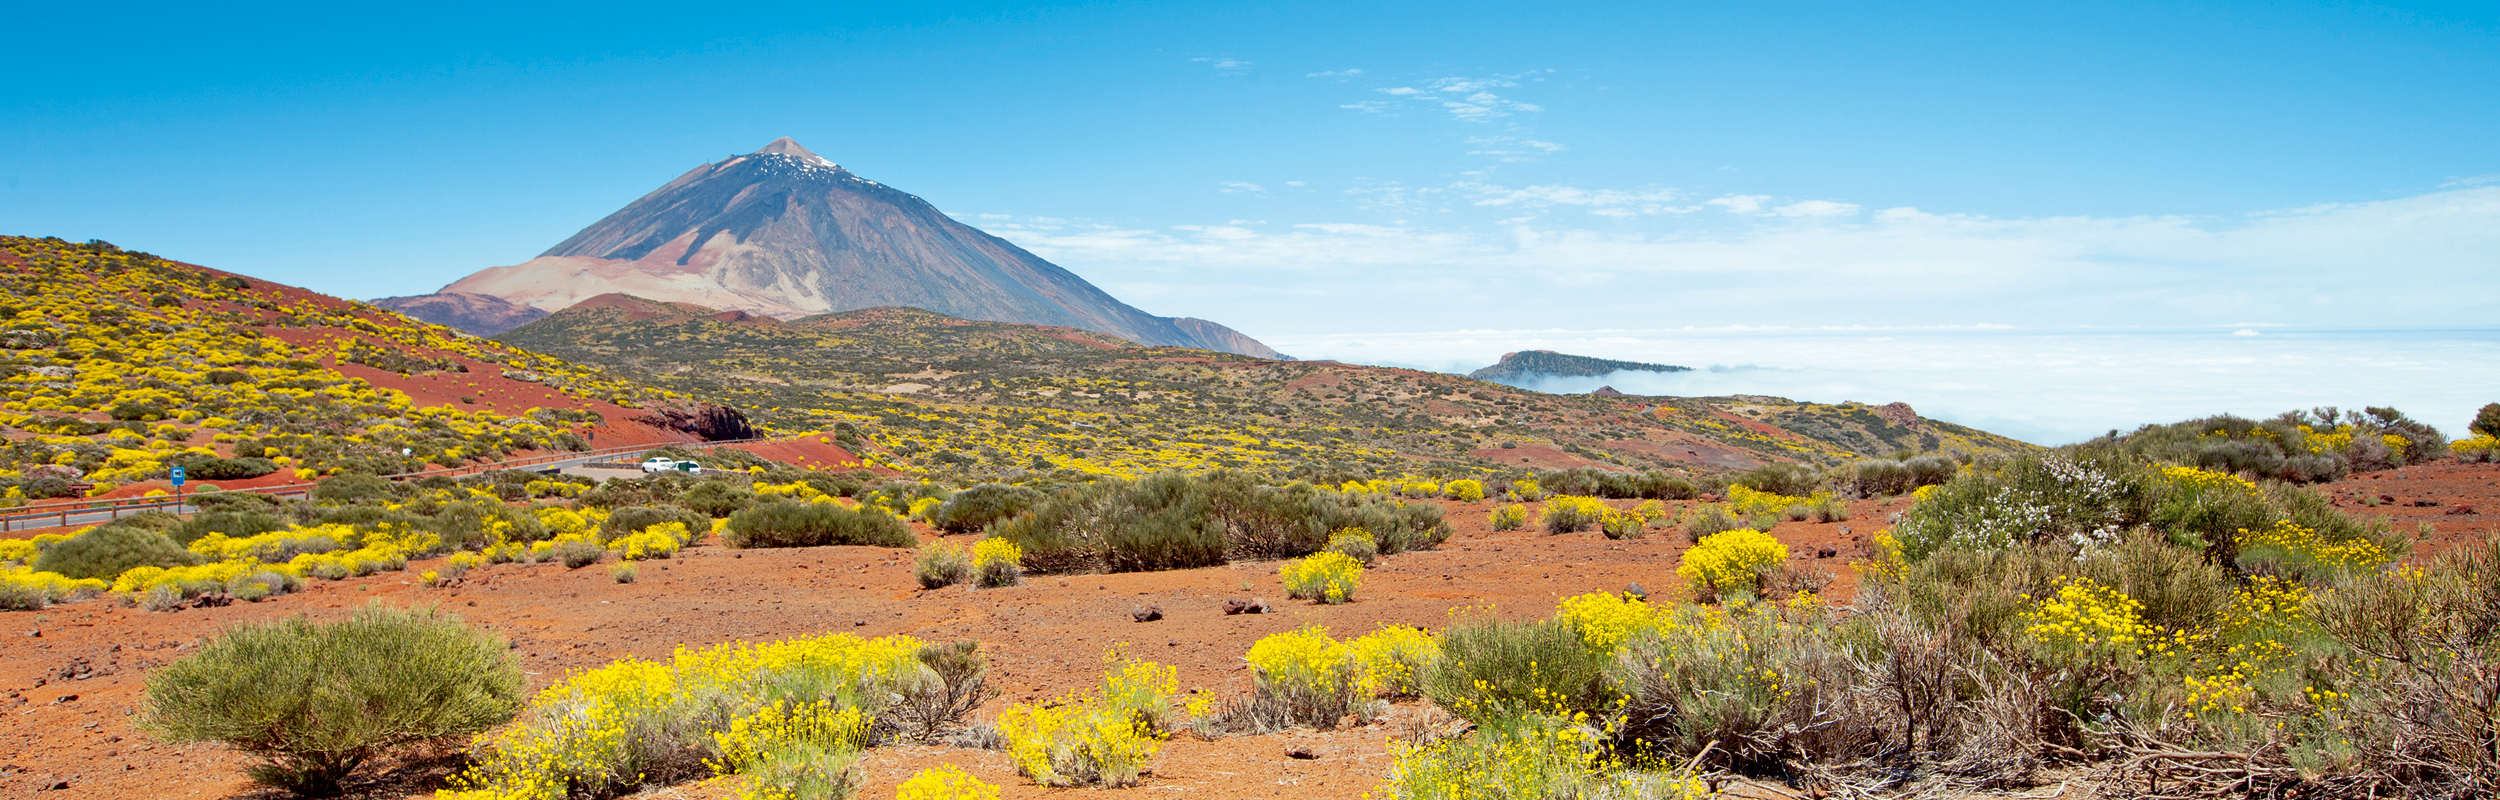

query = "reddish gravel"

[4,463,2493,799]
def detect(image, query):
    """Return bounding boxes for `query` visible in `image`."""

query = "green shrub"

[170,455,279,480]
[34,523,195,580]
[1904,454,1958,487]
[724,501,916,549]
[554,539,605,569]
[680,480,755,518]
[1847,459,1913,496]
[990,472,1445,574]
[2475,402,2500,438]
[1731,462,1819,496]
[1612,606,1870,773]
[915,540,972,589]
[1682,504,1744,543]
[310,473,400,505]
[167,510,288,547]
[1425,616,1615,723]
[932,483,1044,534]
[191,491,281,513]
[1810,494,1849,523]
[142,604,523,797]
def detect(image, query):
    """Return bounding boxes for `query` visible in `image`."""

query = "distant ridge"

[400,138,1281,358]
[1468,350,1693,386]
[370,291,547,336]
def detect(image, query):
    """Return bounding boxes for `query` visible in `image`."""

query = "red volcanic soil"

[721,436,866,470]
[4,463,2494,799]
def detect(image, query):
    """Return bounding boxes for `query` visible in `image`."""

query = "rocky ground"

[4,461,2493,799]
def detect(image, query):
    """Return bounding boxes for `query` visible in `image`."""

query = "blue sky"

[4,0,2496,339]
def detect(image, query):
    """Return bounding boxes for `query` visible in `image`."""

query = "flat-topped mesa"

[406,138,1280,358]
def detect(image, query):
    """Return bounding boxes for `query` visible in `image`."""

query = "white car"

[638,457,703,475]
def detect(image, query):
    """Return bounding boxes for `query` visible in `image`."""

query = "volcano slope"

[0,237,758,502]
[497,294,2034,483]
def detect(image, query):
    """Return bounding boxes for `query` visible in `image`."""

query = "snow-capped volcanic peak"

[754,137,836,168]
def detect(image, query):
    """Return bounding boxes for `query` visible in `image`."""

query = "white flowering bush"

[1891,453,2151,561]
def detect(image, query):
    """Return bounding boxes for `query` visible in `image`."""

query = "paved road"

[2,452,629,533]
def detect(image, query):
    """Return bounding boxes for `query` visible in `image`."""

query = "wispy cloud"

[1190,56,1253,74]
[1217,181,1266,195]
[1356,73,1551,121]
[1306,69,1364,80]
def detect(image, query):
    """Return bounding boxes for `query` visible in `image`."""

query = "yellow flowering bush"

[0,565,107,609]
[1441,479,1486,502]
[2022,577,2168,666]
[1245,625,1354,724]
[1281,551,1364,604]
[971,537,1022,588]
[2238,520,2389,572]
[1556,591,1671,654]
[1675,529,1787,601]
[893,764,999,800]
[611,528,683,561]
[1488,504,1528,531]
[1382,711,1702,800]
[448,632,928,800]
[1726,484,1815,518]
[996,653,1176,787]
[1347,625,1439,698]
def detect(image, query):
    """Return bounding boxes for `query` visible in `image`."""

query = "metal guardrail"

[0,437,769,532]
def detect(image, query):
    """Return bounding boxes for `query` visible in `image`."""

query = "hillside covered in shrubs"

[497,295,2033,483]
[0,237,715,501]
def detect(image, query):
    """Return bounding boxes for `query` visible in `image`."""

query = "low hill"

[0,236,731,498]
[500,298,2033,481]
[1468,350,1692,386]
[369,291,547,335]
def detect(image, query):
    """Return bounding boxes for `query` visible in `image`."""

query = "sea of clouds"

[1262,326,2499,445]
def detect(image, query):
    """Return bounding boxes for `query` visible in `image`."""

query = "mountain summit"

[384,139,1280,358]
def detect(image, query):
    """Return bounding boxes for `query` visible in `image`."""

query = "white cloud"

[1306,69,1364,78]
[1218,181,1266,195]
[1771,200,1861,218]
[1705,194,1771,214]
[1520,140,1567,152]
[1190,56,1253,74]
[1352,75,1544,121]
[1285,181,1306,187]
[1339,101,1393,113]
[976,186,2500,332]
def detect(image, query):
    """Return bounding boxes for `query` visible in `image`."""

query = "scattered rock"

[2447,504,2477,515]
[1622,583,1647,601]
[1131,605,1164,623]
[1817,547,1838,559]
[853,620,868,627]
[47,780,70,791]
[1222,598,1270,615]
[1285,745,1321,760]
[2412,500,2441,507]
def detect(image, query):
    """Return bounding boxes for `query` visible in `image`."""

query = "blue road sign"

[170,466,186,487]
